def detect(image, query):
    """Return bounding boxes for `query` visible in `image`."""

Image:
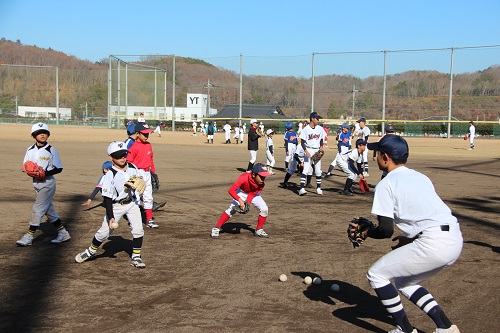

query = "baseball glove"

[311,150,324,162]
[151,172,160,192]
[347,217,376,248]
[359,179,369,192]
[22,161,45,179]
[463,134,468,140]
[234,202,250,214]
[124,175,147,195]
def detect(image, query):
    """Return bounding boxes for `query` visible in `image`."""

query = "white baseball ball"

[313,277,322,285]
[304,276,313,285]
[279,274,287,282]
[110,220,119,229]
[331,283,340,292]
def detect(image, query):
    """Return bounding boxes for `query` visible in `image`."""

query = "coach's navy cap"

[357,117,366,123]
[367,134,409,161]
[135,122,153,133]
[252,163,272,177]
[384,124,395,133]
[309,112,322,120]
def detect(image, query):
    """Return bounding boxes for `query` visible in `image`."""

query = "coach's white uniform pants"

[303,148,322,177]
[94,201,145,242]
[367,223,462,294]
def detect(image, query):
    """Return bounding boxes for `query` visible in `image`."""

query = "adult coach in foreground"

[349,134,463,333]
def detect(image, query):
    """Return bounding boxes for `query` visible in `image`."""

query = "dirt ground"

[1,124,499,333]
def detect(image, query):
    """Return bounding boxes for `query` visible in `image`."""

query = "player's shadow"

[93,236,133,260]
[221,222,254,235]
[464,240,500,254]
[292,271,394,332]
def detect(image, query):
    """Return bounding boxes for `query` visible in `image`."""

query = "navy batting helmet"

[285,121,293,129]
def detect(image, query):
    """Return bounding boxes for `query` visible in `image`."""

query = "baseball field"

[2,124,499,333]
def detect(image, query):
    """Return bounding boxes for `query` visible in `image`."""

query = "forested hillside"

[1,39,499,120]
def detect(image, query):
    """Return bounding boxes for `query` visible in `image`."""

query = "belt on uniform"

[139,167,151,172]
[113,198,132,205]
[419,225,450,235]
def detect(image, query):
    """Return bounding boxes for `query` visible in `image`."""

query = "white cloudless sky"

[1,0,499,77]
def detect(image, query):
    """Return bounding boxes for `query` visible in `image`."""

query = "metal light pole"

[351,85,359,119]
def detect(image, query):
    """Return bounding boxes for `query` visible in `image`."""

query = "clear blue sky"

[1,0,499,78]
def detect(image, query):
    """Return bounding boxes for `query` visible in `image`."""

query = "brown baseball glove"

[311,150,324,162]
[124,175,147,195]
[22,161,46,179]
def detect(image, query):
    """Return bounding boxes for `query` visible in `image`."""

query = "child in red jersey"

[126,122,159,228]
[211,163,272,239]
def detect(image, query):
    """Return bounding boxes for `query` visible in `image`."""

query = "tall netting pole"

[447,47,455,139]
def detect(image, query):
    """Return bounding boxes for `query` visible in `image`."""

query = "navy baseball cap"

[367,134,409,161]
[384,124,395,133]
[341,122,349,129]
[355,139,367,147]
[126,123,136,135]
[356,117,366,123]
[135,122,153,133]
[102,161,112,170]
[252,163,272,177]
[309,112,322,120]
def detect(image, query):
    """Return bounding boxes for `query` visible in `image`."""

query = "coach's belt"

[114,198,132,205]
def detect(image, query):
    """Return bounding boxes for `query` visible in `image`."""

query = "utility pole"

[204,79,214,117]
[351,85,359,119]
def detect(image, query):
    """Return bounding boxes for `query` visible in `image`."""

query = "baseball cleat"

[211,227,220,239]
[278,182,288,189]
[340,190,354,196]
[130,256,146,268]
[316,188,323,195]
[146,220,159,228]
[387,327,417,333]
[432,325,460,333]
[254,228,269,238]
[298,188,307,196]
[152,201,166,212]
[16,233,33,246]
[75,249,94,263]
[306,183,313,188]
[51,229,71,244]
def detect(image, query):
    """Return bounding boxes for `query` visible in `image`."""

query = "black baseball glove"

[347,217,376,248]
[151,172,160,192]
[234,202,250,214]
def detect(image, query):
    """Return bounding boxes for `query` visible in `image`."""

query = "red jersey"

[228,172,265,203]
[127,141,156,173]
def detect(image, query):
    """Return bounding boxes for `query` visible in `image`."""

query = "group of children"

[17,120,164,269]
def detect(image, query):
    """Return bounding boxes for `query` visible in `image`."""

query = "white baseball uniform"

[299,124,325,177]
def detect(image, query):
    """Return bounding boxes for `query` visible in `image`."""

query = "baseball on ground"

[279,274,287,282]
[304,276,313,285]
[331,283,340,292]
[313,277,322,285]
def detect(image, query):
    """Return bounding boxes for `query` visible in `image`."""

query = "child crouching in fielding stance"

[17,123,70,246]
[211,163,272,239]
[75,142,146,268]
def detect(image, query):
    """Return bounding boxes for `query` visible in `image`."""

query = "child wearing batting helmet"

[211,163,272,239]
[81,161,112,207]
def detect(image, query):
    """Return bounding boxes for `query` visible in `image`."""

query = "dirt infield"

[2,124,499,333]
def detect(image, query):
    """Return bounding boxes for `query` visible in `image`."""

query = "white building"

[17,106,72,120]
[109,93,217,122]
